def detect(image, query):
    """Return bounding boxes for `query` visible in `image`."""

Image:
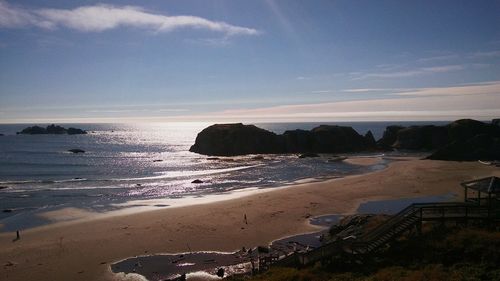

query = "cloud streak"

[189,81,500,122]
[471,50,500,58]
[0,1,259,36]
[342,81,500,97]
[392,80,500,97]
[354,64,465,80]
[342,88,414,93]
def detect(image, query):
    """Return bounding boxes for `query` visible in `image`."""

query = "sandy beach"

[1,158,499,281]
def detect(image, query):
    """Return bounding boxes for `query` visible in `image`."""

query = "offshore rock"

[189,123,285,156]
[492,118,500,127]
[428,134,500,161]
[192,120,500,160]
[446,119,499,142]
[298,152,320,158]
[18,125,47,134]
[427,119,500,161]
[392,125,449,150]
[67,127,87,135]
[309,125,368,153]
[376,125,405,150]
[190,123,375,156]
[17,124,87,135]
[363,130,376,147]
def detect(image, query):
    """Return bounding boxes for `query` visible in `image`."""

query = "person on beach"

[12,230,20,242]
[244,214,248,224]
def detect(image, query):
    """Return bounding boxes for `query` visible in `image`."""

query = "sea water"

[0,121,446,231]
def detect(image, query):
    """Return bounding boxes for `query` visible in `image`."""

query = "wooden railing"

[268,201,499,269]
[349,202,494,254]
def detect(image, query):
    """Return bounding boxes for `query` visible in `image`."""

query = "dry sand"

[1,158,499,281]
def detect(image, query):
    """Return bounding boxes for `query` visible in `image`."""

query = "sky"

[0,0,500,123]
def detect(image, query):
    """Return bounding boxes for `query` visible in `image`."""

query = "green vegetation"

[229,226,500,281]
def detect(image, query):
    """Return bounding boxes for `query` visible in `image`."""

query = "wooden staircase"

[348,202,494,255]
[270,201,498,269]
[347,204,421,255]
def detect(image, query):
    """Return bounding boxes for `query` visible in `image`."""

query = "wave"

[114,164,263,181]
[0,178,88,185]
[0,165,263,187]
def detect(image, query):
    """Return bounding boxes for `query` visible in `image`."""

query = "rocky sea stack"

[17,124,87,135]
[191,119,500,161]
[189,123,376,156]
[189,123,285,156]
[375,119,500,161]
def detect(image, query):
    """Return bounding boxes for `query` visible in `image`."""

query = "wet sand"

[343,156,386,166]
[1,158,499,281]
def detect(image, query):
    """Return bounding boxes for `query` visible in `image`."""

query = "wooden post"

[416,221,422,235]
[464,186,468,202]
[465,205,468,227]
[488,193,492,220]
[478,191,481,205]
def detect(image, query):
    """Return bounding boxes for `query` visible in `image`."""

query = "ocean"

[0,121,447,231]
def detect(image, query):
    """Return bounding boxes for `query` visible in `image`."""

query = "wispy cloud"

[342,88,414,93]
[0,1,259,36]
[420,65,464,72]
[296,76,311,80]
[0,1,52,29]
[3,82,499,123]
[353,64,465,80]
[392,80,500,97]
[310,90,333,94]
[86,108,188,113]
[184,37,232,47]
[342,81,500,97]
[471,50,500,58]
[417,54,458,63]
[183,81,500,121]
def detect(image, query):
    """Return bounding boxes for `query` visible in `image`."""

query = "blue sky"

[1,0,500,123]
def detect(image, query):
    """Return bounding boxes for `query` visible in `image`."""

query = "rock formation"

[67,128,87,135]
[46,124,67,134]
[392,125,449,150]
[17,124,87,135]
[363,130,376,147]
[190,120,500,161]
[425,119,500,161]
[491,118,500,127]
[18,126,47,134]
[298,153,319,158]
[189,123,285,156]
[309,125,368,153]
[376,125,404,150]
[190,123,375,156]
[376,119,500,158]
[428,134,500,161]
